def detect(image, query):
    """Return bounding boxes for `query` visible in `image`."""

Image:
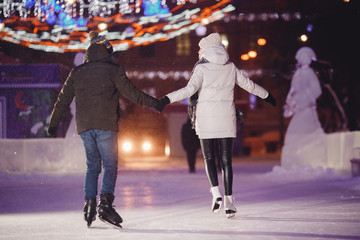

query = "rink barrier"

[350,147,360,177]
[350,158,360,177]
[0,138,86,174]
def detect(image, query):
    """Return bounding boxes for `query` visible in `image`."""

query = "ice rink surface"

[1,156,360,240]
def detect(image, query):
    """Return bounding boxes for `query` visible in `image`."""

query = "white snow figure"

[282,46,326,169]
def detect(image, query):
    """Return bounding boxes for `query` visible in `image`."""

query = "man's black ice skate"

[98,193,123,229]
[83,199,97,228]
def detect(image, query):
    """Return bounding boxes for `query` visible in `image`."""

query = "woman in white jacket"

[156,33,276,218]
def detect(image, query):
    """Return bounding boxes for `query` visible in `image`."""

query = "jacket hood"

[199,45,229,65]
[83,44,112,62]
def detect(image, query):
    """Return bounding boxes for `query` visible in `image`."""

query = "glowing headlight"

[142,141,151,151]
[122,141,132,152]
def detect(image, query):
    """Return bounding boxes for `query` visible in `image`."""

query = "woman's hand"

[155,96,170,112]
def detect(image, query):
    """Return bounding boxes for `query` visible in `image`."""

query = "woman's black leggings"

[200,138,233,195]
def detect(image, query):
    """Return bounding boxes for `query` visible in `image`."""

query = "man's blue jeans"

[79,130,118,200]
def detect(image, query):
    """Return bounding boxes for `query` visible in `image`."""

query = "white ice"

[1,156,360,240]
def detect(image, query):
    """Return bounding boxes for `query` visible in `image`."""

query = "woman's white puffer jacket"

[167,45,269,139]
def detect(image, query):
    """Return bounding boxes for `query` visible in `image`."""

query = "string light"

[0,0,193,21]
[1,0,235,52]
[125,68,263,81]
[0,0,303,53]
[97,22,108,31]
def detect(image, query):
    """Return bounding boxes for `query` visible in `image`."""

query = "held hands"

[155,96,170,112]
[264,93,277,107]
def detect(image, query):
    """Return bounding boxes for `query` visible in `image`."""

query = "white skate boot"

[224,195,237,218]
[210,186,222,213]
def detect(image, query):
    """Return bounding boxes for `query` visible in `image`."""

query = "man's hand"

[155,96,170,113]
[264,93,277,107]
[48,126,58,138]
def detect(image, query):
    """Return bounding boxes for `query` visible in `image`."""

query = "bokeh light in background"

[300,34,308,42]
[248,50,257,58]
[97,22,108,31]
[0,0,236,52]
[257,38,266,46]
[241,54,250,61]
[0,0,312,53]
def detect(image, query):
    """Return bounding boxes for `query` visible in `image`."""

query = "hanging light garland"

[0,0,237,52]
[0,0,302,53]
[125,68,264,81]
[0,0,169,20]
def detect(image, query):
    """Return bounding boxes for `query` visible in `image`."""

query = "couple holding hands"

[48,31,276,228]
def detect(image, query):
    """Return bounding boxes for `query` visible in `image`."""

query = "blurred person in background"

[181,118,201,173]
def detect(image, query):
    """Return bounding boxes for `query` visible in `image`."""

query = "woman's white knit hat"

[198,33,222,49]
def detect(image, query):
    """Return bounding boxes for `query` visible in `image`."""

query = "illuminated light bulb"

[201,18,210,25]
[257,38,266,46]
[98,23,108,31]
[142,142,151,151]
[300,34,308,42]
[248,50,257,58]
[165,144,170,156]
[66,0,77,5]
[241,54,249,61]
[122,141,132,152]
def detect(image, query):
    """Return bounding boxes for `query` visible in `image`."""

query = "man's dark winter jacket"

[49,44,158,134]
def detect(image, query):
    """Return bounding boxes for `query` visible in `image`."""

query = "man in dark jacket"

[48,32,159,228]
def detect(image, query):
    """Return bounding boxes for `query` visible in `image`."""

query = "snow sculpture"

[282,47,327,169]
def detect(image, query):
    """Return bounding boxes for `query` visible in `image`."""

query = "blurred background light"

[195,25,207,36]
[122,141,132,152]
[257,38,266,46]
[142,142,152,151]
[300,34,308,42]
[248,50,257,58]
[97,23,108,31]
[0,0,236,52]
[241,54,250,61]
[306,24,314,32]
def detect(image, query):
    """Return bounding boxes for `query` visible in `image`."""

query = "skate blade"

[225,209,236,219]
[212,198,222,214]
[99,216,122,229]
[85,216,96,228]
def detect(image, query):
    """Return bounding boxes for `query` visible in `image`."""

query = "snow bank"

[281,131,360,176]
[0,137,86,174]
[261,165,347,183]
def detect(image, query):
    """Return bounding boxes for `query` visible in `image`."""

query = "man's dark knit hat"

[88,31,113,54]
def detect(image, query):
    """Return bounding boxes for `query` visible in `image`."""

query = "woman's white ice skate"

[224,195,237,218]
